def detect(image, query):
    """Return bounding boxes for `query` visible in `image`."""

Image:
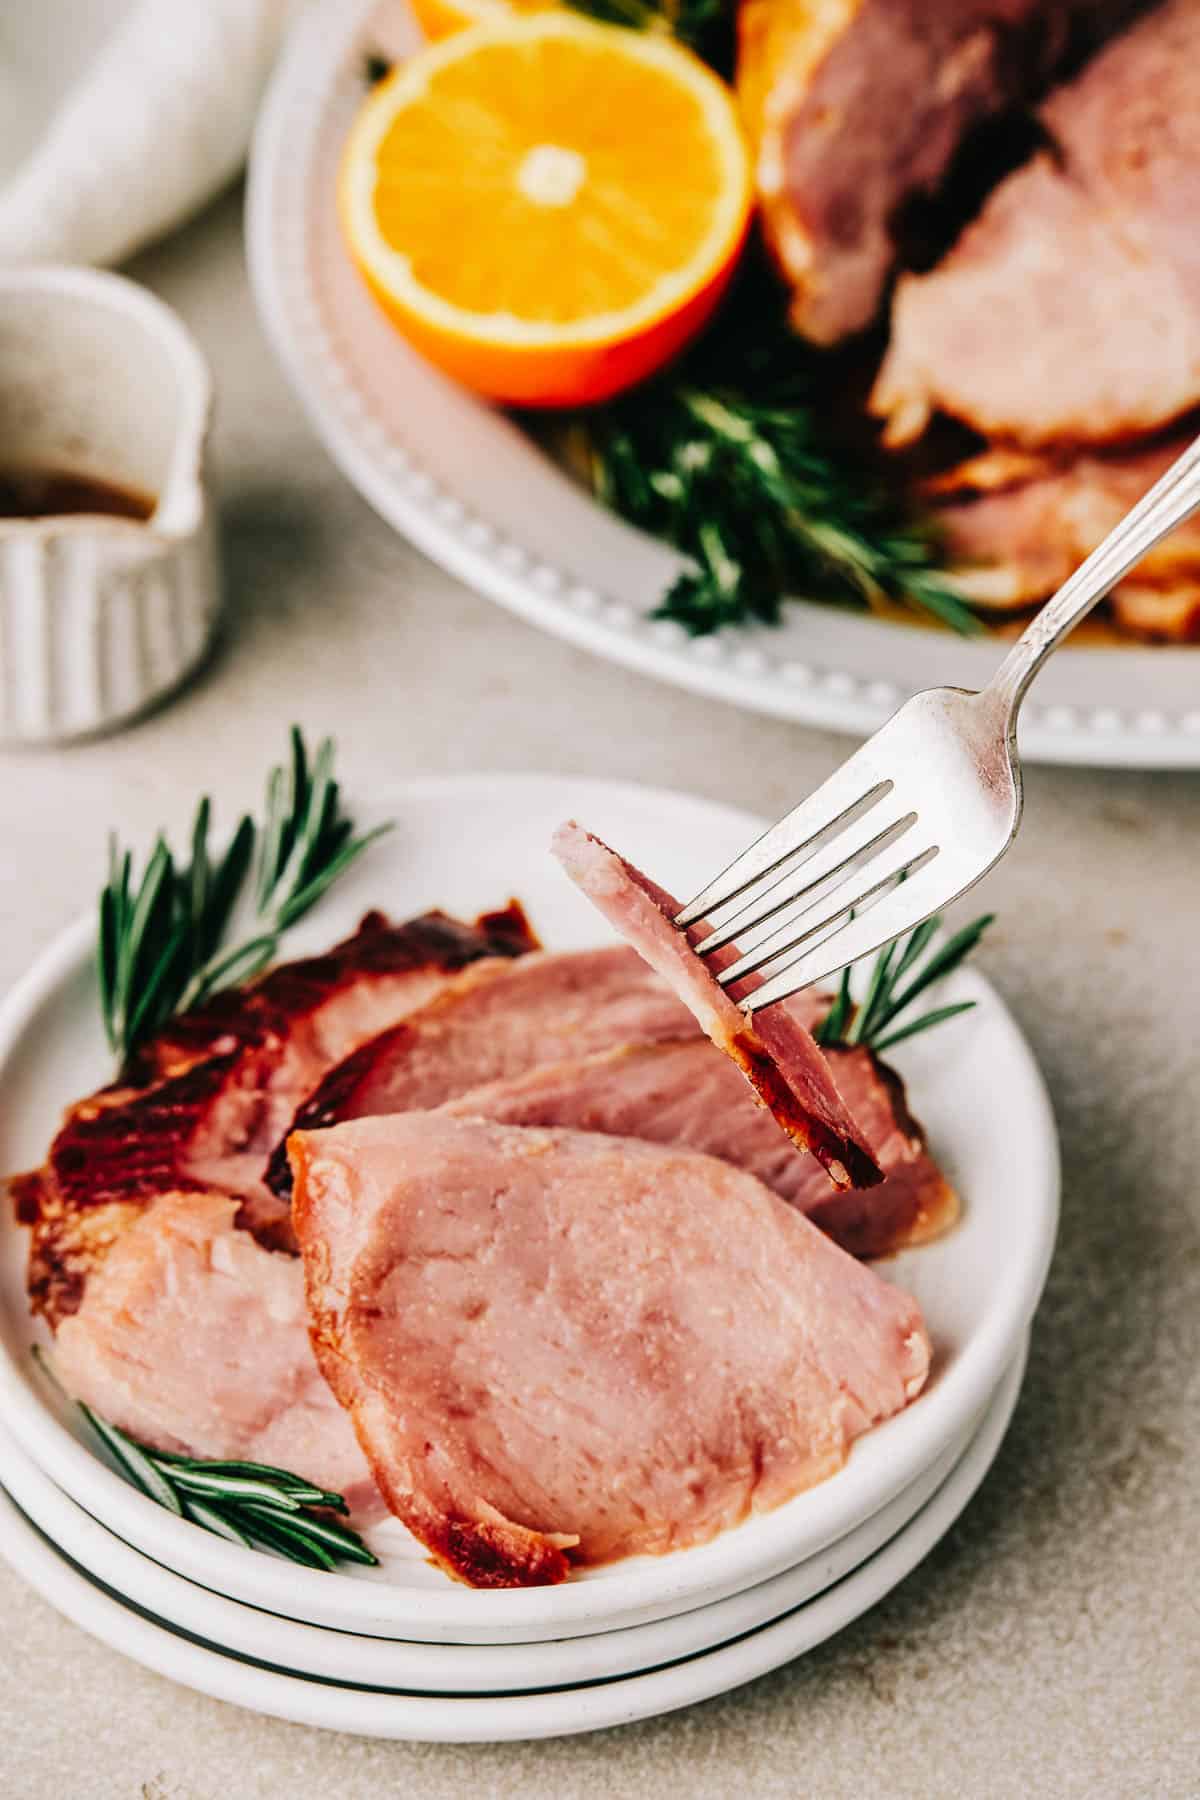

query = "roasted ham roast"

[440,1036,957,1258]
[736,0,1139,344]
[874,0,1200,447]
[14,905,537,1327]
[264,946,700,1196]
[53,1191,381,1517]
[551,823,880,1191]
[290,1114,930,1587]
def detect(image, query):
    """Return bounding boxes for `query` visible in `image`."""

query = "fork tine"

[673,761,893,930]
[694,809,918,957]
[718,843,938,990]
[739,853,954,1013]
[694,813,921,964]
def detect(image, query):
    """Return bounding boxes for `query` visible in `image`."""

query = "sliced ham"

[550,823,879,1191]
[801,1049,959,1257]
[736,0,1138,344]
[1109,582,1200,644]
[290,1114,930,1587]
[264,947,699,1196]
[933,435,1200,618]
[874,0,1200,446]
[15,905,536,1328]
[52,1191,380,1519]
[443,1036,956,1258]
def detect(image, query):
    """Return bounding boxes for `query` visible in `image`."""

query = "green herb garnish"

[816,913,994,1054]
[79,1405,377,1571]
[98,726,388,1064]
[575,267,980,639]
[566,0,732,64]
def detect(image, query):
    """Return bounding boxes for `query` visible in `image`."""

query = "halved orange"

[407,0,554,45]
[339,15,752,406]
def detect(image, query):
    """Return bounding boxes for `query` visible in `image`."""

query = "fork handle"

[983,429,1200,721]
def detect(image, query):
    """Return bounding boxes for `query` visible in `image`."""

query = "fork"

[675,430,1200,1013]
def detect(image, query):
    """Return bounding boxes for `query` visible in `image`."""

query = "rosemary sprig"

[79,1404,377,1571]
[815,913,994,1054]
[565,0,733,65]
[98,727,388,1063]
[573,266,980,638]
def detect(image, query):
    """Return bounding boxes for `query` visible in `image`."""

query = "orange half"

[339,15,752,406]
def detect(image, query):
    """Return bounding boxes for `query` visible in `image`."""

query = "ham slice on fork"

[552,824,880,1191]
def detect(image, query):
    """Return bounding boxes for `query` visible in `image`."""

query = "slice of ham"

[873,0,1200,447]
[264,947,699,1197]
[290,1114,930,1588]
[15,905,536,1328]
[801,1049,959,1257]
[931,435,1200,622]
[736,0,1139,345]
[52,1191,380,1520]
[550,823,880,1192]
[442,1036,956,1258]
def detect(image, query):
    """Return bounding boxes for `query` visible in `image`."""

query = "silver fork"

[676,430,1200,1012]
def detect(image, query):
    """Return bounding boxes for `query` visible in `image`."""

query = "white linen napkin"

[0,0,305,269]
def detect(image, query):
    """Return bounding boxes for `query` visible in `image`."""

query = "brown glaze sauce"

[0,467,154,522]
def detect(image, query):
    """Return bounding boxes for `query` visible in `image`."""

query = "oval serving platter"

[247,0,1200,770]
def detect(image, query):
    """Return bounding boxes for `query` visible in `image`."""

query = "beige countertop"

[0,188,1197,1799]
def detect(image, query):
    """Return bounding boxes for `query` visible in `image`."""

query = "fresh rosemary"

[815,913,994,1055]
[565,0,733,65]
[80,1404,377,1571]
[575,268,980,638]
[98,727,388,1064]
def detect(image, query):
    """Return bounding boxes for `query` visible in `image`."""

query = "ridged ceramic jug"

[0,265,220,744]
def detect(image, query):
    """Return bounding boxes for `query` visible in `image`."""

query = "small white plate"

[0,1382,984,1692]
[0,1345,1026,1741]
[247,0,1200,770]
[0,776,1058,1642]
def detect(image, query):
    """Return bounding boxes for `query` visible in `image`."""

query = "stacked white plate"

[0,776,1060,1741]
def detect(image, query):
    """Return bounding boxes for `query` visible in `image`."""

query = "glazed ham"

[442,1036,957,1258]
[874,0,1200,447]
[551,823,879,1191]
[52,1191,380,1518]
[290,1114,930,1587]
[736,0,1138,344]
[934,434,1200,633]
[264,947,699,1196]
[15,906,536,1327]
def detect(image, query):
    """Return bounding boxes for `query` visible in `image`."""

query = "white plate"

[0,1344,1026,1741]
[247,0,1200,770]
[0,1379,984,1692]
[0,775,1058,1642]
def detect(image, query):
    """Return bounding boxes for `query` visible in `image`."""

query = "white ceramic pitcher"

[0,265,220,744]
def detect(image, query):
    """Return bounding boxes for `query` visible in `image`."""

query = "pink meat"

[550,823,880,1191]
[737,0,1140,344]
[290,1114,930,1588]
[52,1191,380,1520]
[933,434,1200,623]
[800,1048,959,1258]
[873,0,1200,446]
[265,947,699,1195]
[444,1036,957,1258]
[18,905,536,1328]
